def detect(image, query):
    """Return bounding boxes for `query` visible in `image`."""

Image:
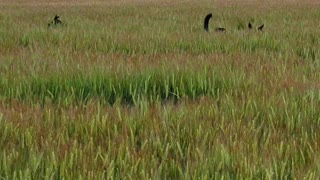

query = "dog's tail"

[204,13,212,32]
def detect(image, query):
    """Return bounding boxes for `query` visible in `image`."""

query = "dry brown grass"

[1,0,319,7]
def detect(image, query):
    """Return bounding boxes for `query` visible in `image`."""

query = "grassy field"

[0,0,320,179]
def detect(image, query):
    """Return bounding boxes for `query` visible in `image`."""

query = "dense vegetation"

[0,0,320,179]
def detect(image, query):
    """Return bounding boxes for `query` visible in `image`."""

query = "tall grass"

[0,68,228,105]
[0,0,320,179]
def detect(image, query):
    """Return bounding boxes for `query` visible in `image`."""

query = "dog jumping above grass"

[48,15,62,27]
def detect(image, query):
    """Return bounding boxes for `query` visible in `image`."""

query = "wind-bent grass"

[1,0,320,179]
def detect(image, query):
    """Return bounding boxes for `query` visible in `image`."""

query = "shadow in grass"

[2,71,229,106]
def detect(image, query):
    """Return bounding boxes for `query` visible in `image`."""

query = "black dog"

[48,15,62,27]
[203,13,226,33]
[54,15,61,25]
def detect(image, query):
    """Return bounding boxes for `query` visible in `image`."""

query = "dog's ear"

[257,24,264,31]
[248,22,252,29]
